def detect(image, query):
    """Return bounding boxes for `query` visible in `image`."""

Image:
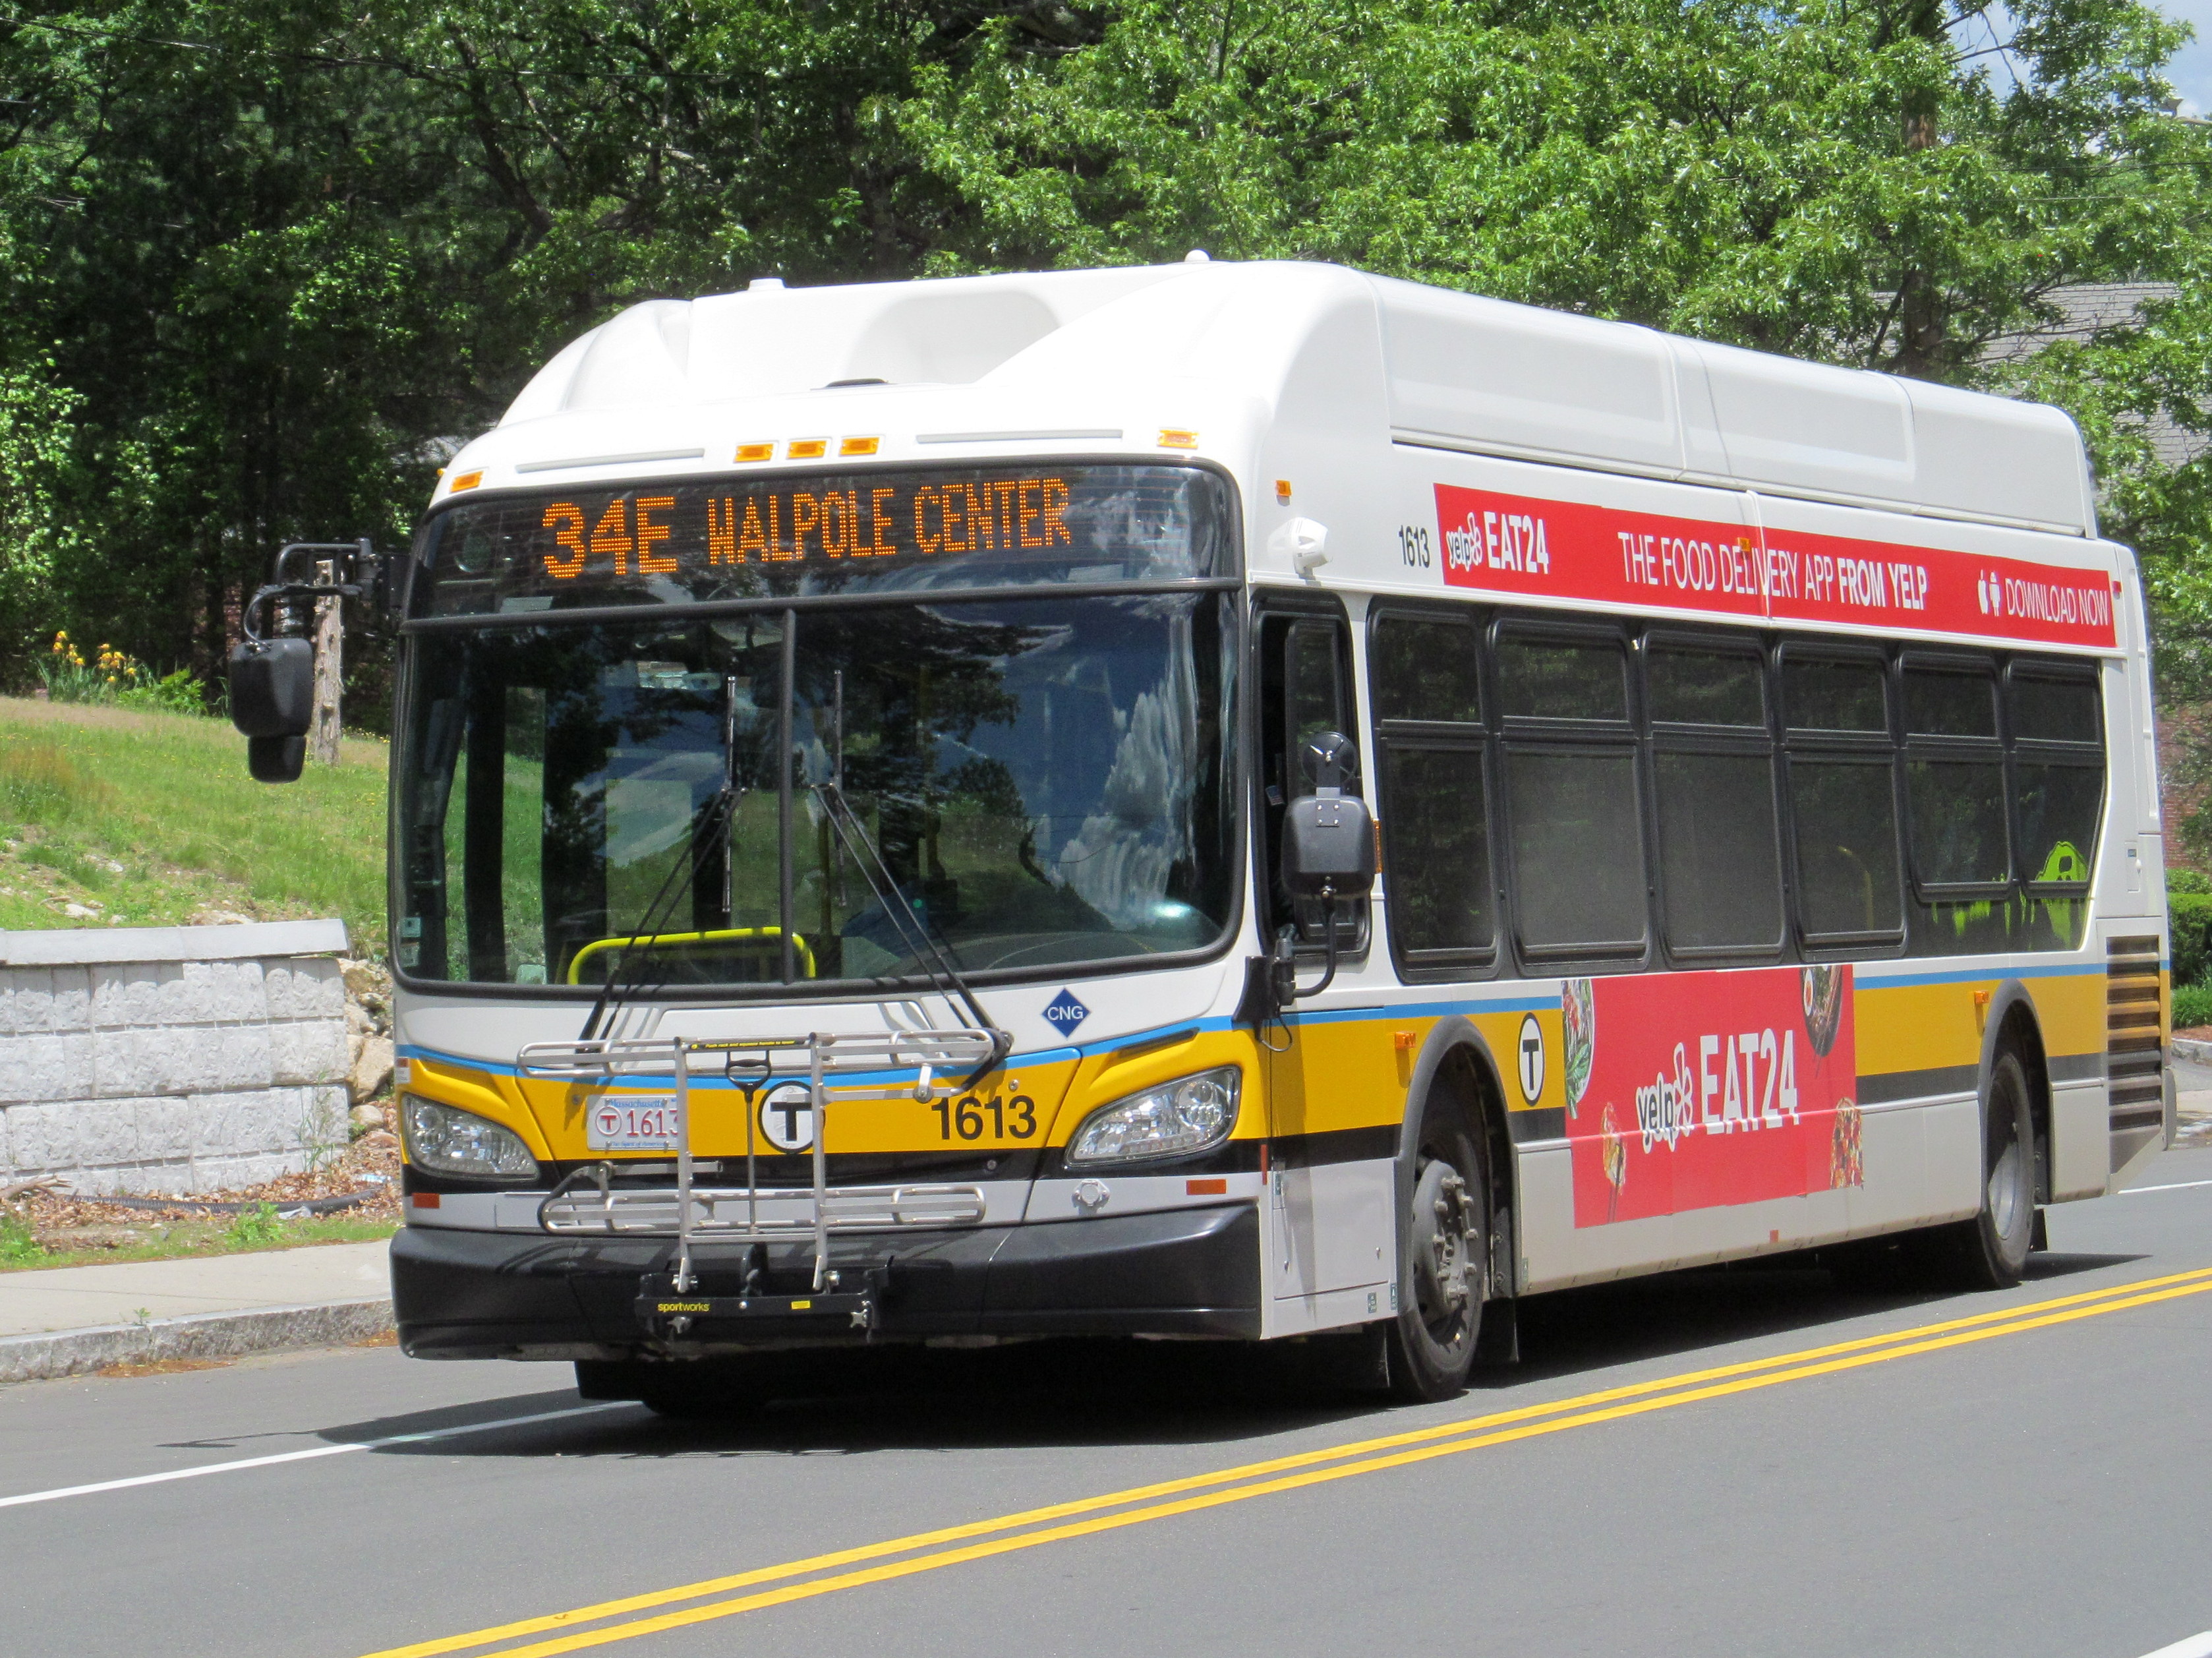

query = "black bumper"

[391,1203,1262,1359]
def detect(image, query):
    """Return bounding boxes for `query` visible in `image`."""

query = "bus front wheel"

[1383,1100,1486,1402]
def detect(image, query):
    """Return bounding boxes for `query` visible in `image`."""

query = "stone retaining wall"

[0,920,352,1195]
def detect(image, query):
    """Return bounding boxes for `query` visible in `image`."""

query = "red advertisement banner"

[1563,965,1860,1228]
[1434,483,2117,649]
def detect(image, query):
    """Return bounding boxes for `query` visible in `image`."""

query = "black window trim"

[1778,641,1908,953]
[1641,627,1788,964]
[1366,601,1497,982]
[1898,650,2012,903]
[1255,592,1370,963]
[2006,655,2105,896]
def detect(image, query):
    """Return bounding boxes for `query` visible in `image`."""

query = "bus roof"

[466,259,2096,539]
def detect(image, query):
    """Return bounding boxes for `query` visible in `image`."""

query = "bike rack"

[517,1028,999,1337]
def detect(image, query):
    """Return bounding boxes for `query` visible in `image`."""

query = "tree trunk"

[1894,3,1946,380]
[310,558,343,766]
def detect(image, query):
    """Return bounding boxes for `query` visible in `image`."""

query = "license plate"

[586,1094,681,1151]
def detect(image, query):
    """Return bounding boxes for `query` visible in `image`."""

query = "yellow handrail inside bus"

[566,927,817,984]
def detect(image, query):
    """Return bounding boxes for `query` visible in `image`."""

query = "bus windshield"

[395,592,1237,988]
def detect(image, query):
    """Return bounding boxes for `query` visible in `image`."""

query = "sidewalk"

[0,1241,393,1384]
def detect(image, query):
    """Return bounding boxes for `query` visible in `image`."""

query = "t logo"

[760,1084,815,1152]
[1517,1013,1546,1106]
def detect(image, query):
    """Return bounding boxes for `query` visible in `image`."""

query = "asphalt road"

[5,1140,2212,1658]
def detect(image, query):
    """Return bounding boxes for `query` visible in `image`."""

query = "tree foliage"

[0,0,2208,725]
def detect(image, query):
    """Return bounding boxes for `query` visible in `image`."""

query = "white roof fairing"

[457,260,2097,539]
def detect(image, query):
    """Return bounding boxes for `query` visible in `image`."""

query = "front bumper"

[391,1202,1262,1358]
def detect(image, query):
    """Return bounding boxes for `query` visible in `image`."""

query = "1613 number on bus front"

[930,1094,1038,1142]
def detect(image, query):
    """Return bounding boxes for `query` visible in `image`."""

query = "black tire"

[1944,1048,2038,1290]
[1382,1095,1486,1402]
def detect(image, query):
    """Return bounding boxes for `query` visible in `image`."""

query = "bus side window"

[2008,664,2103,894]
[1646,640,1783,959]
[1261,612,1361,945]
[1496,628,1647,962]
[1782,651,1904,946]
[1371,612,1493,976]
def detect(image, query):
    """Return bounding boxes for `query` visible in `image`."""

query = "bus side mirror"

[247,734,306,783]
[228,637,314,784]
[1281,790,1376,898]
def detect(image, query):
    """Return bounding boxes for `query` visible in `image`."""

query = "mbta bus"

[262,259,2172,1407]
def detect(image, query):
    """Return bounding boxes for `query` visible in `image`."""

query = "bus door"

[1256,602,1393,1307]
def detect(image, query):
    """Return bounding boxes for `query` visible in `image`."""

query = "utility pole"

[310,557,343,766]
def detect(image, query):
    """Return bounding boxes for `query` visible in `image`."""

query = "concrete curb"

[0,1297,393,1384]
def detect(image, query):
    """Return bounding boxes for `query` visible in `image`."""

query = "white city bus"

[355,258,2170,1409]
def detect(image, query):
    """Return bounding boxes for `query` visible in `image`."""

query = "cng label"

[1043,989,1090,1038]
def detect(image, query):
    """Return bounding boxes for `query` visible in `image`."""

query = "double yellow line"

[364,1263,2212,1658]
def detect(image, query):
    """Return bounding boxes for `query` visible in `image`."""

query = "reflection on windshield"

[397,596,1235,987]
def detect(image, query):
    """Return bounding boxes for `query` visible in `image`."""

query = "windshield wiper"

[812,779,1010,1089]
[578,781,743,1043]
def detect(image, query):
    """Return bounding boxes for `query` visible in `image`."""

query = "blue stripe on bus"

[1855,962,2110,989]
[391,962,2127,1085]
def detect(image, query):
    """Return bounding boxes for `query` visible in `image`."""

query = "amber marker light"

[1275,478,1293,503]
[839,436,881,457]
[1157,429,1199,450]
[448,470,484,492]
[788,438,828,459]
[734,442,774,463]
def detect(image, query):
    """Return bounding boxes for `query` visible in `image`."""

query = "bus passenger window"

[2014,762,2102,887]
[1497,631,1643,958]
[1906,758,2009,887]
[1903,662,2008,897]
[1497,637,1627,722]
[1648,643,1780,955]
[1373,619,1481,723]
[1382,747,1492,957]
[2010,674,2102,746]
[1784,658,1885,732]
[1656,752,1782,950]
[1371,614,1490,972]
[1789,757,1903,939]
[1506,750,1644,953]
[1905,667,1998,738]
[2010,668,2103,891]
[1648,647,1763,728]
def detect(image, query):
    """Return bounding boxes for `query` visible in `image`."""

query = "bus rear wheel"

[1383,1102,1486,1402]
[1944,1048,2037,1290]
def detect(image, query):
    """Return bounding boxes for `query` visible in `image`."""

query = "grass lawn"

[0,698,389,956]
[0,1212,399,1272]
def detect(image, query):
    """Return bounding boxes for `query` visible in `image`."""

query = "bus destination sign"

[1433,483,2120,650]
[421,465,1231,615]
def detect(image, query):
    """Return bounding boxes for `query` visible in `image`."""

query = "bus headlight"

[1066,1067,1240,1166]
[399,1094,539,1179]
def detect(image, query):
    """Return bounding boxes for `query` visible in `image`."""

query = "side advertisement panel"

[1432,482,2117,651]
[1564,965,1861,1228]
